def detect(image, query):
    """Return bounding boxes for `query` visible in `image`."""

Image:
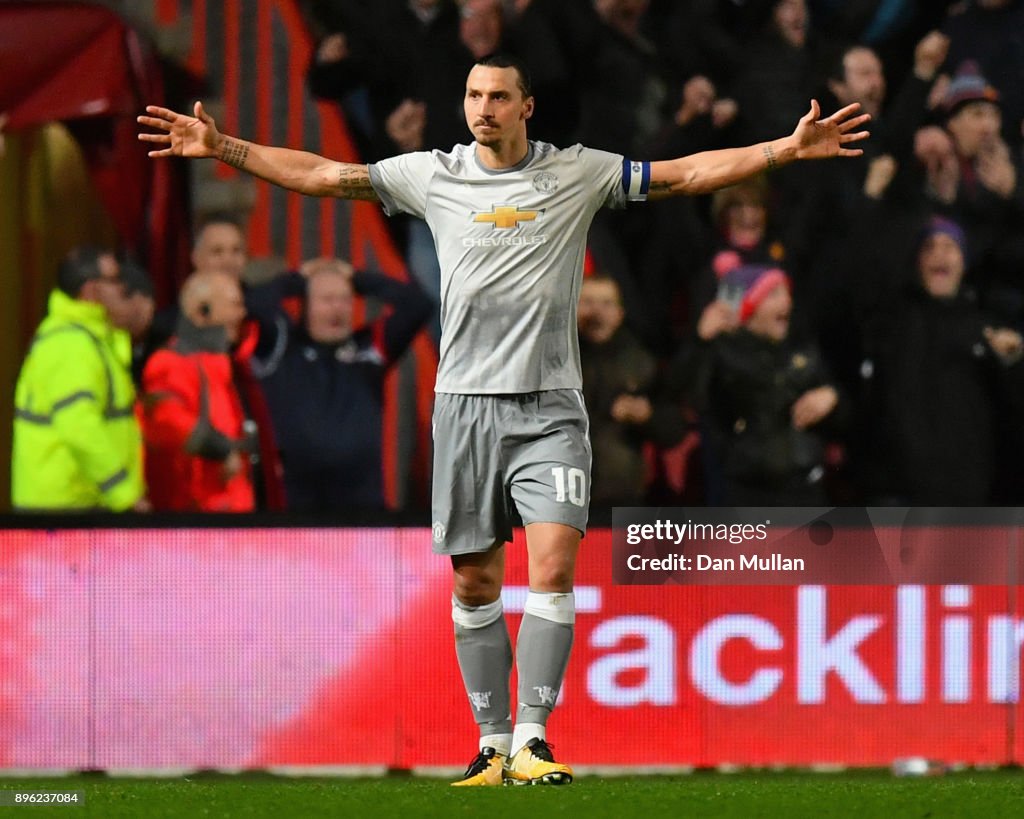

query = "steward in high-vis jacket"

[12,247,145,511]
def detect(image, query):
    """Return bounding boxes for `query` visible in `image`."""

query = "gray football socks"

[515,591,575,728]
[451,595,513,738]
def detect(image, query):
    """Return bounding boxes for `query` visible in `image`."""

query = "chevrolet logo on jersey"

[472,205,542,229]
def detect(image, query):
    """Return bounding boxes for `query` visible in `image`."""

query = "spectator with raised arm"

[253,257,431,511]
[670,261,844,505]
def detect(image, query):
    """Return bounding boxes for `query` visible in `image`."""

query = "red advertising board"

[0,527,1020,770]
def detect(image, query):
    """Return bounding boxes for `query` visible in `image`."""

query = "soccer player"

[139,54,868,785]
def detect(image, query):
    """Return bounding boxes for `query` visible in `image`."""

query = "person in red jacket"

[141,271,256,512]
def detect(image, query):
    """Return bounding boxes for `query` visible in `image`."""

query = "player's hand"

[791,386,838,430]
[138,101,222,159]
[790,99,870,161]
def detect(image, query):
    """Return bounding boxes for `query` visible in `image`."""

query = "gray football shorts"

[430,389,592,555]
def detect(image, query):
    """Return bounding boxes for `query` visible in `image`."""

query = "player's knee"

[529,555,575,592]
[452,572,501,607]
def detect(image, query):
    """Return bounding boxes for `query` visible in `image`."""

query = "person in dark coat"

[855,216,1024,504]
[671,261,844,505]
[253,258,431,511]
[577,273,669,505]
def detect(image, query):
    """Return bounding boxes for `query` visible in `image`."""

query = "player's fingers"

[838,148,865,157]
[138,133,171,144]
[824,102,862,124]
[146,147,176,157]
[144,105,180,120]
[840,130,870,144]
[137,115,172,131]
[838,113,872,133]
[194,100,212,123]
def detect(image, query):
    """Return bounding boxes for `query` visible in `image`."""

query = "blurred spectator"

[12,246,146,512]
[306,0,463,162]
[646,1,746,93]
[670,262,844,505]
[938,62,1024,321]
[693,177,788,319]
[577,0,668,156]
[505,0,600,145]
[578,274,671,504]
[118,258,158,385]
[648,74,739,160]
[794,32,948,366]
[152,211,288,509]
[810,0,950,79]
[856,216,1024,504]
[150,212,250,351]
[460,0,504,60]
[731,0,819,145]
[191,211,249,279]
[141,271,256,512]
[253,259,431,511]
[942,0,1024,150]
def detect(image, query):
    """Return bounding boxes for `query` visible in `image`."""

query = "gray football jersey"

[368,141,646,393]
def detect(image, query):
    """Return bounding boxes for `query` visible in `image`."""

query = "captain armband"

[622,159,651,201]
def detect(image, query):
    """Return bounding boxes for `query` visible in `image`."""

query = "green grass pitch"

[1,770,1022,818]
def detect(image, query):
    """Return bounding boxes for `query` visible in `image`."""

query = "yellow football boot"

[450,746,506,786]
[504,738,573,785]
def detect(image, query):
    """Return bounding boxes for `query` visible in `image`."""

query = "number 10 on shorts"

[551,467,586,507]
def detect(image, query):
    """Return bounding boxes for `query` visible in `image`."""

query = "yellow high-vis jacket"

[12,289,144,511]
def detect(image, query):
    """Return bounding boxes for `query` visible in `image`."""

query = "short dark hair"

[194,211,244,243]
[56,245,109,297]
[475,53,533,99]
[118,257,154,298]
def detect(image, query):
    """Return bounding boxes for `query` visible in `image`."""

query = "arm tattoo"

[336,164,378,201]
[649,180,673,192]
[763,143,778,171]
[219,139,250,169]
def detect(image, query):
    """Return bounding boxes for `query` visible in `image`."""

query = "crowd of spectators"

[11,0,1024,512]
[297,0,1024,507]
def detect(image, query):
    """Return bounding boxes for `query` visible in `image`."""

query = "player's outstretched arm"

[647,100,870,199]
[137,101,379,201]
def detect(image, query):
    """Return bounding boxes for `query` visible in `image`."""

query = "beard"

[474,132,501,149]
